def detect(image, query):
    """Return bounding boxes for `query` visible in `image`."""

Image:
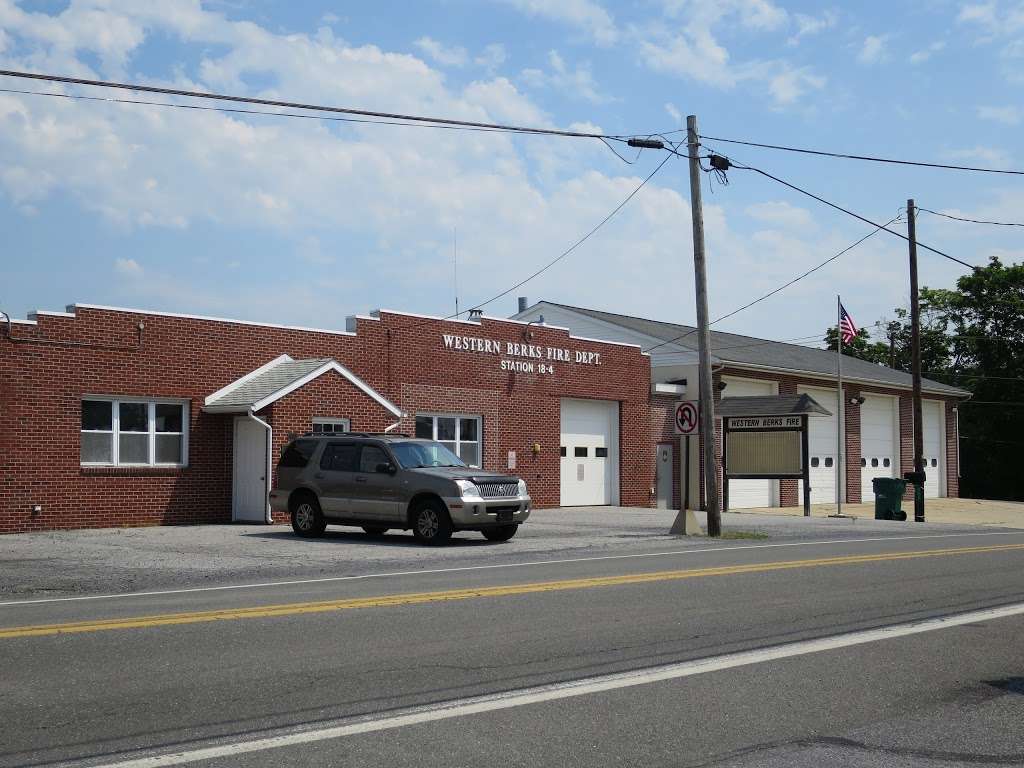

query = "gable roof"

[528,301,968,398]
[716,394,832,418]
[204,355,402,415]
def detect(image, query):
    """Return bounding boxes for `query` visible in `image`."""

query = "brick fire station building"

[0,300,967,533]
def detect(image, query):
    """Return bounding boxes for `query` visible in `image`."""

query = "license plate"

[497,510,514,523]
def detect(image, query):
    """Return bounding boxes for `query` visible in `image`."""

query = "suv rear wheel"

[291,494,326,537]
[411,500,453,545]
[482,524,518,542]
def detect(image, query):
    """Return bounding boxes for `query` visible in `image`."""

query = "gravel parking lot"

[1,507,1013,600]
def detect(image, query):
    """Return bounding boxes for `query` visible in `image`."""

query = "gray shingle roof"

[539,302,968,398]
[206,358,333,409]
[716,394,832,418]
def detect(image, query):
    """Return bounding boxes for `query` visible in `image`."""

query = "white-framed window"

[80,398,189,467]
[312,418,350,434]
[415,413,481,467]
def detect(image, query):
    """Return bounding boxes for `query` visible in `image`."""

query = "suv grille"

[477,482,518,498]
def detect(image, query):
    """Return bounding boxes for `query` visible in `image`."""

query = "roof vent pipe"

[517,296,528,313]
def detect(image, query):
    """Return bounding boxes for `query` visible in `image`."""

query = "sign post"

[671,401,701,535]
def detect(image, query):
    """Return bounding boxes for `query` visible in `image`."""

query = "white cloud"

[977,104,1021,124]
[858,34,888,64]
[414,36,469,67]
[908,40,946,64]
[633,1,824,107]
[745,201,815,230]
[664,102,682,126]
[475,43,507,70]
[943,145,1012,166]
[520,50,612,104]
[787,10,837,45]
[114,257,143,277]
[494,0,618,45]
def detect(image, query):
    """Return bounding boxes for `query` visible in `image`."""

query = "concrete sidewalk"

[733,497,1024,529]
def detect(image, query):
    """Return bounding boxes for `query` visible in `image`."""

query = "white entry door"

[233,417,269,522]
[798,386,839,504]
[923,400,944,498]
[721,377,777,508]
[560,398,619,506]
[860,395,897,498]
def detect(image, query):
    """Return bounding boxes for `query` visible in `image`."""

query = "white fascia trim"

[251,360,403,417]
[28,310,76,319]
[723,362,966,398]
[204,354,294,406]
[9,318,37,326]
[373,308,480,327]
[69,303,356,337]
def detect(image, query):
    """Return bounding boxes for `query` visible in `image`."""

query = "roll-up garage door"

[860,395,897,497]
[560,399,619,506]
[721,377,776,508]
[798,386,839,504]
[923,400,943,498]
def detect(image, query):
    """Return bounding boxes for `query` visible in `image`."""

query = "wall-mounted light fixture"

[849,395,866,406]
[531,442,541,456]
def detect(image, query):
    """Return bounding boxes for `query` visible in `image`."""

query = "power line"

[0,68,637,142]
[0,87,535,135]
[641,219,898,354]
[917,207,1024,228]
[724,158,979,271]
[698,134,1024,176]
[394,151,676,332]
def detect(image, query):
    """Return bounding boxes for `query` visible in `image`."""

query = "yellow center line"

[3,542,1023,640]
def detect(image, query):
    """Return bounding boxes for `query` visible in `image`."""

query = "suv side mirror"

[376,462,397,475]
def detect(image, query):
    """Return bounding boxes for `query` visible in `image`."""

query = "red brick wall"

[945,401,959,498]
[0,307,651,532]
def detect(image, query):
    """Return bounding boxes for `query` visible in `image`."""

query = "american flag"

[839,303,858,345]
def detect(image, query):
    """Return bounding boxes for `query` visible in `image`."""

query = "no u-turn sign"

[674,400,700,435]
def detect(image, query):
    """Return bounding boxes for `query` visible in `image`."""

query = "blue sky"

[2,0,1022,344]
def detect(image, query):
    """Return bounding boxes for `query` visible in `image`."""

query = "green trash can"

[872,477,908,521]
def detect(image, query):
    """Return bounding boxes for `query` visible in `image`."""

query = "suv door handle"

[355,476,367,483]
[314,472,325,479]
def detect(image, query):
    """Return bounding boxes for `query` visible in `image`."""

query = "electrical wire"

[641,219,899,355]
[917,207,1024,228]
[725,159,979,270]
[0,69,638,141]
[393,151,676,332]
[698,134,1024,176]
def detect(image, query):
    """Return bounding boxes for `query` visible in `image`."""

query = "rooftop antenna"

[453,227,459,318]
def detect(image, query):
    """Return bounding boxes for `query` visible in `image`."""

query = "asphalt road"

[2,528,1023,767]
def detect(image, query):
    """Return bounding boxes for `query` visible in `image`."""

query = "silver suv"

[269,433,531,544]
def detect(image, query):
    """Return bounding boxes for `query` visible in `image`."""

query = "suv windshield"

[390,441,467,469]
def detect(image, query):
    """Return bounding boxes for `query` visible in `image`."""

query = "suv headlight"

[455,480,482,499]
[517,479,528,496]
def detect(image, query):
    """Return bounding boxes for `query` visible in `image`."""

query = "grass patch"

[718,530,769,540]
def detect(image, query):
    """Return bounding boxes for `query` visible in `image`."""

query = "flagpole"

[836,294,844,518]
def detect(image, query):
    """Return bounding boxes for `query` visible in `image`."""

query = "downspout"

[246,409,274,524]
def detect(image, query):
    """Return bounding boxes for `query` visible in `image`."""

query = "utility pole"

[687,115,721,537]
[907,199,925,522]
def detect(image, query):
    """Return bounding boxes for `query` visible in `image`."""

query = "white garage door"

[860,395,897,499]
[923,400,944,498]
[798,386,840,504]
[560,399,619,506]
[722,377,776,509]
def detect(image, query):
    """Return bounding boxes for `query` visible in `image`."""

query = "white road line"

[78,601,1024,768]
[3,530,1022,608]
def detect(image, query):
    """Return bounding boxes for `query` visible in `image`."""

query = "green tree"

[831,257,1024,500]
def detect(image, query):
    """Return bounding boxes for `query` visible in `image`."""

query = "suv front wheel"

[411,500,453,545]
[291,495,326,537]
